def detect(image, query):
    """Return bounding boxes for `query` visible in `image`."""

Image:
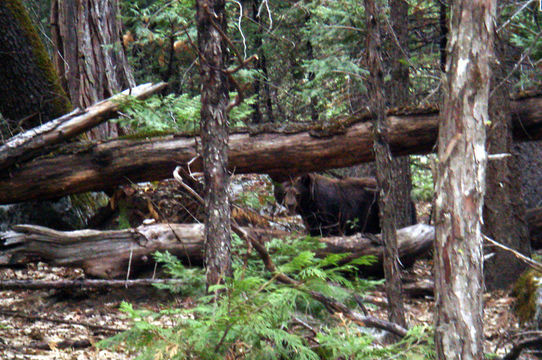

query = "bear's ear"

[299,174,313,188]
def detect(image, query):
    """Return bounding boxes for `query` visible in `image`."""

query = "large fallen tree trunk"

[0,223,434,279]
[0,96,540,204]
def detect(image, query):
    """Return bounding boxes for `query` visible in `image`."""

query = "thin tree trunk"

[365,0,406,329]
[434,0,494,358]
[388,0,415,228]
[483,34,530,290]
[438,0,448,73]
[250,0,263,124]
[50,0,135,139]
[196,0,232,289]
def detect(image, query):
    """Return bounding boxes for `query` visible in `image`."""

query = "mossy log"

[0,223,434,279]
[0,96,541,204]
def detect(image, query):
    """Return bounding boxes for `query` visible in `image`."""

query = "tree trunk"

[483,35,530,290]
[0,0,71,135]
[434,0,494,359]
[365,0,406,329]
[0,223,434,279]
[0,0,93,232]
[527,207,542,249]
[196,0,232,289]
[438,0,447,73]
[50,0,135,139]
[0,95,541,204]
[388,0,415,228]
[515,141,542,209]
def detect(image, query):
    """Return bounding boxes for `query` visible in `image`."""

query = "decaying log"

[0,223,434,279]
[0,96,540,204]
[0,82,166,171]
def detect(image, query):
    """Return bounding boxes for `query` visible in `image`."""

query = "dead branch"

[501,336,542,360]
[0,278,183,290]
[0,82,167,171]
[483,234,542,273]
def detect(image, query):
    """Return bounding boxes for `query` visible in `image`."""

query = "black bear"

[280,173,381,236]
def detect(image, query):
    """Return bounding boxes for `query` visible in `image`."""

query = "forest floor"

[0,259,531,359]
[0,176,537,359]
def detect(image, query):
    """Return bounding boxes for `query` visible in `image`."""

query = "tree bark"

[434,0,494,358]
[0,95,541,204]
[365,0,406,329]
[388,0,415,228]
[0,0,94,232]
[483,35,530,290]
[0,223,434,279]
[0,0,71,135]
[196,0,232,288]
[527,207,542,249]
[50,0,135,139]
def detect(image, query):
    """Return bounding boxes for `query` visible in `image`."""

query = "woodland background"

[0,0,541,359]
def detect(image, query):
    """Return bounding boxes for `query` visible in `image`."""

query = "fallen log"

[0,82,167,171]
[0,96,540,204]
[0,223,434,279]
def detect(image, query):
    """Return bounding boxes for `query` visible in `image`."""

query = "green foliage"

[114,92,255,134]
[100,234,435,359]
[115,94,201,133]
[511,269,542,325]
[152,251,206,296]
[317,324,435,359]
[411,155,434,202]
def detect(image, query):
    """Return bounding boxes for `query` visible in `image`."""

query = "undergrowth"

[99,234,435,359]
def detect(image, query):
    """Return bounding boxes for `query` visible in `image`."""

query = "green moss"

[5,0,71,118]
[116,129,179,140]
[512,269,542,324]
[70,192,109,227]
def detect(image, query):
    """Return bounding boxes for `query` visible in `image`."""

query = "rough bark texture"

[527,207,542,249]
[434,1,494,359]
[0,95,540,204]
[196,0,232,288]
[365,0,406,329]
[388,0,415,229]
[50,0,135,139]
[483,39,530,290]
[0,0,71,135]
[515,141,542,209]
[0,223,434,279]
[0,0,94,232]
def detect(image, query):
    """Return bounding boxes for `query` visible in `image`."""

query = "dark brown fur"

[281,174,381,236]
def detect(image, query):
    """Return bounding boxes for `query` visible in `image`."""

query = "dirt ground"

[0,257,534,360]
